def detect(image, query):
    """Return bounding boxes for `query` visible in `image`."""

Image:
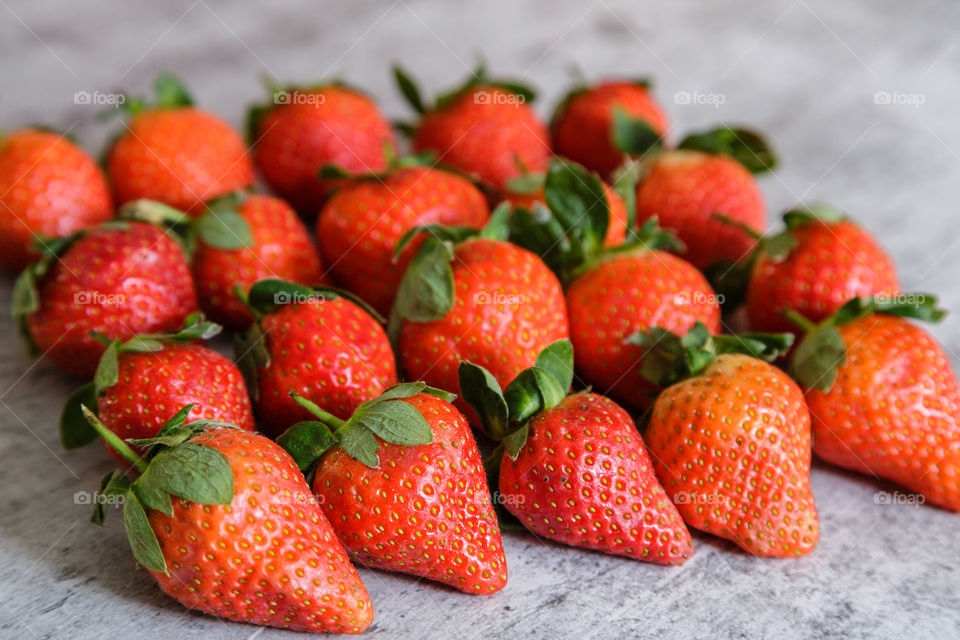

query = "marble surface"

[2,1,959,638]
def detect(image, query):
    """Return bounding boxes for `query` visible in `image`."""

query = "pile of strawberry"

[3,68,957,634]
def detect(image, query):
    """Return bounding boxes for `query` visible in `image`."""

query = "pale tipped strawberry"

[235,279,397,438]
[83,407,373,633]
[635,323,819,557]
[458,340,694,564]
[278,382,508,593]
[59,313,254,463]
[789,294,960,511]
[12,220,198,378]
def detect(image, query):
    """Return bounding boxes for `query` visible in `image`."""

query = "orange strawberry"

[459,341,694,564]
[0,129,113,270]
[279,383,508,593]
[789,295,960,511]
[106,73,253,214]
[636,323,819,557]
[84,409,372,633]
[248,83,395,214]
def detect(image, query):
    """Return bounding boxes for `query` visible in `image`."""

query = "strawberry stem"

[783,310,817,333]
[80,405,149,473]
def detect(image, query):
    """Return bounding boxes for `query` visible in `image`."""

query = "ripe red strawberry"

[620,127,777,270]
[0,129,113,270]
[393,216,568,412]
[502,159,630,248]
[84,410,373,633]
[459,341,694,564]
[789,295,960,511]
[508,183,721,412]
[279,383,508,593]
[248,84,395,214]
[106,73,253,214]
[735,205,900,333]
[189,193,328,328]
[13,220,198,378]
[551,79,669,179]
[317,164,489,315]
[235,279,397,438]
[636,324,819,557]
[59,313,254,464]
[395,65,549,194]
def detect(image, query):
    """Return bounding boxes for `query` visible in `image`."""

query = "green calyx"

[458,340,574,459]
[789,293,946,392]
[611,106,663,158]
[677,126,778,175]
[59,313,223,450]
[626,322,794,389]
[317,147,435,181]
[120,192,254,253]
[118,71,194,117]
[83,404,238,574]
[277,382,456,471]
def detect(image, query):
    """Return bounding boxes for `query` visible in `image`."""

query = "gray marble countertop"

[2,1,959,638]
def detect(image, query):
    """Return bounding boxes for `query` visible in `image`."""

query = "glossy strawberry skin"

[252,87,395,214]
[502,392,693,565]
[97,343,254,463]
[148,428,373,633]
[635,150,766,270]
[107,108,254,214]
[317,167,489,315]
[313,393,508,593]
[25,222,198,378]
[399,239,569,411]
[646,354,820,557]
[0,130,113,271]
[552,81,669,179]
[747,221,900,333]
[254,298,397,438]
[193,195,327,329]
[805,316,960,511]
[567,251,721,411]
[413,86,551,193]
[504,179,628,248]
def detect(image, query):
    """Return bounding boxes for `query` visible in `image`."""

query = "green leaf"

[543,159,609,263]
[782,204,846,229]
[118,199,189,226]
[337,422,381,468]
[154,72,194,108]
[245,279,321,314]
[60,382,99,449]
[93,341,120,392]
[479,202,512,241]
[763,228,799,262]
[535,340,574,391]
[234,323,269,402]
[375,382,427,402]
[145,443,234,505]
[790,325,846,392]
[611,107,662,156]
[457,362,509,440]
[611,162,638,230]
[392,236,455,323]
[502,423,529,460]
[504,172,544,195]
[393,65,427,114]
[491,81,537,103]
[11,267,40,316]
[123,490,167,573]
[504,367,565,423]
[421,385,457,403]
[119,337,164,353]
[197,209,253,249]
[91,470,131,525]
[678,127,777,175]
[712,332,794,362]
[277,421,337,472]
[319,163,352,179]
[353,400,433,446]
[131,472,174,516]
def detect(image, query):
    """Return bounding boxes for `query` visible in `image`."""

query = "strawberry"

[551,79,669,179]
[12,220,198,378]
[717,205,900,333]
[83,408,373,633]
[507,172,721,411]
[278,383,508,593]
[635,323,819,557]
[235,279,397,438]
[789,295,960,511]
[0,129,113,271]
[459,341,694,564]
[392,211,569,413]
[502,159,630,248]
[395,65,549,194]
[248,83,395,214]
[58,313,254,464]
[617,127,777,271]
[106,73,254,214]
[317,163,489,315]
